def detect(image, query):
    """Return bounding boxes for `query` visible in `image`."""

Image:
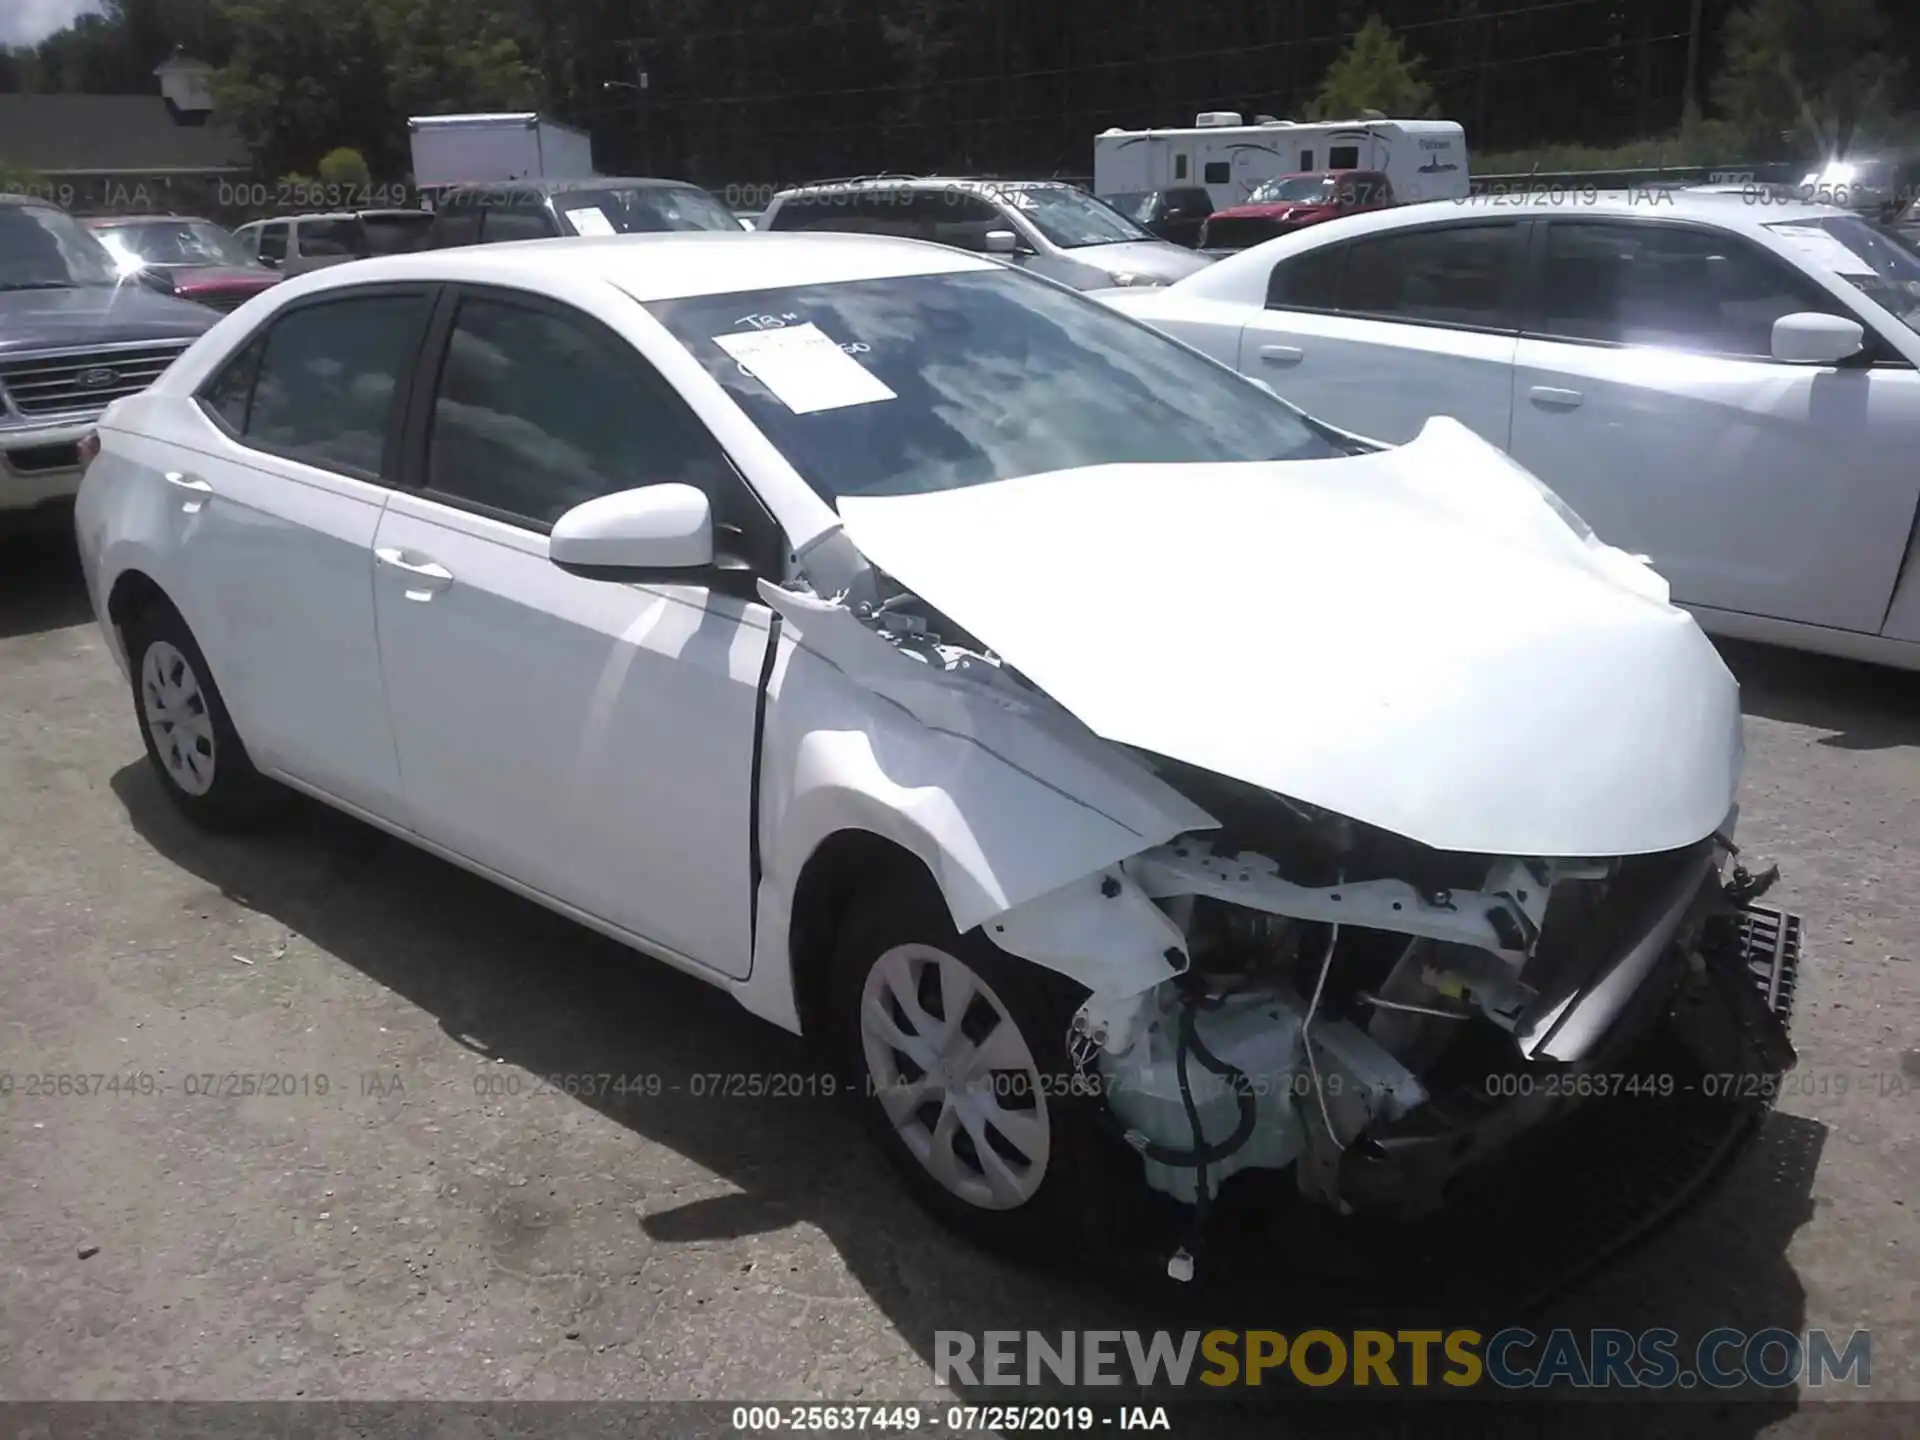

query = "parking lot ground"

[2,528,1917,1435]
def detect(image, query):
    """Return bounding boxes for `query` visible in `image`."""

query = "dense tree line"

[2,0,1915,188]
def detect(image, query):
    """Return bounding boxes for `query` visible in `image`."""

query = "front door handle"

[164,470,212,513]
[1258,344,1305,366]
[375,546,454,601]
[1528,385,1584,410]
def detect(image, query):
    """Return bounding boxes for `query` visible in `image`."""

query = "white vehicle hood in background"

[835,417,1743,859]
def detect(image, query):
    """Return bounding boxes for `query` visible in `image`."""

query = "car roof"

[85,214,215,225]
[442,177,699,198]
[255,229,997,303]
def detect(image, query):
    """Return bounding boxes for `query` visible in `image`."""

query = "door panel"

[370,496,769,976]
[1238,308,1518,446]
[1510,340,1920,632]
[154,419,403,816]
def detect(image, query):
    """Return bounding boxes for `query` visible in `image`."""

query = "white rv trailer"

[1095,113,1469,212]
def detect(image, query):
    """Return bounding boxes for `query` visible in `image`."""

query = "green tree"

[366,0,535,121]
[212,0,400,177]
[1713,0,1906,159]
[1308,15,1435,120]
[317,146,373,190]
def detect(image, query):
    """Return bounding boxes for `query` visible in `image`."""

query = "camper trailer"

[1095,114,1469,213]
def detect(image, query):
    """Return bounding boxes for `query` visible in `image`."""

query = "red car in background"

[85,215,281,313]
[1199,170,1396,253]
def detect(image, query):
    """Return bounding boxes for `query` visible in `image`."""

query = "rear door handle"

[164,470,212,512]
[1528,386,1584,410]
[1258,344,1305,366]
[375,546,453,600]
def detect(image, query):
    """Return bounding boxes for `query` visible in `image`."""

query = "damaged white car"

[72,231,1797,1270]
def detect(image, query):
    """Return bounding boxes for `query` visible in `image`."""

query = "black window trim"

[1519,213,1911,368]
[191,281,442,485]
[397,282,785,590]
[1264,217,1532,337]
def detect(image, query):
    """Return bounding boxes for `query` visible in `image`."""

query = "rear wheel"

[124,601,283,830]
[828,874,1151,1263]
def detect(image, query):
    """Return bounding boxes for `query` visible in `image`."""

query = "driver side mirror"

[550,483,714,575]
[983,228,1020,255]
[1771,312,1865,365]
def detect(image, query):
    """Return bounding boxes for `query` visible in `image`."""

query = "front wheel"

[828,877,1150,1263]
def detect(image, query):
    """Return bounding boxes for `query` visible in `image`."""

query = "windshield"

[93,219,255,269]
[559,185,739,235]
[1249,176,1338,204]
[0,203,120,288]
[647,268,1350,502]
[989,184,1149,248]
[1767,215,1920,335]
[1101,192,1153,222]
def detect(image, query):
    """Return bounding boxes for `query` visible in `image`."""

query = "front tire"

[828,874,1150,1263]
[124,601,282,830]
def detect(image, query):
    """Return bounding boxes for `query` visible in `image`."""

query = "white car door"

[1235,218,1527,447]
[369,286,777,978]
[1508,217,1920,634]
[152,285,430,817]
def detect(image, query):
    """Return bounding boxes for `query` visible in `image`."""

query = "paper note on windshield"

[713,323,896,414]
[564,206,616,237]
[1771,227,1873,279]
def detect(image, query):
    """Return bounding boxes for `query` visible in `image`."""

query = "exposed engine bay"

[769,546,1796,1270]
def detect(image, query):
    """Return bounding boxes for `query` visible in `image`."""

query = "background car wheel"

[124,601,282,831]
[829,873,1152,1264]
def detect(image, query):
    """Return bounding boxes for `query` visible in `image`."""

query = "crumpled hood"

[834,417,1743,859]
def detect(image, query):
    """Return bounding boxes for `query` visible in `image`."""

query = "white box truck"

[408,112,596,189]
[1095,114,1469,212]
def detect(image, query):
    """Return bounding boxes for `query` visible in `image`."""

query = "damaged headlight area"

[1059,758,1797,1240]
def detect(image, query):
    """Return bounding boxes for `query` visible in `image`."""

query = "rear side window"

[1339,223,1521,328]
[200,338,263,432]
[297,219,362,258]
[257,222,288,262]
[424,293,737,528]
[1539,221,1845,358]
[427,200,482,248]
[362,214,432,254]
[242,294,429,478]
[1267,243,1348,309]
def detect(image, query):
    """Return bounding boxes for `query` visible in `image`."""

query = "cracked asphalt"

[2,526,1916,1435]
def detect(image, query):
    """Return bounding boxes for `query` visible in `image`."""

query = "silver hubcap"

[141,640,216,797]
[859,943,1051,1210]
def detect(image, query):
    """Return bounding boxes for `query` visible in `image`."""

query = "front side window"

[0,203,120,289]
[297,219,363,258]
[648,268,1352,503]
[479,208,556,243]
[1340,223,1521,328]
[200,338,263,432]
[256,223,288,262]
[424,293,737,528]
[990,184,1149,248]
[1542,221,1847,356]
[1766,215,1920,337]
[244,293,428,477]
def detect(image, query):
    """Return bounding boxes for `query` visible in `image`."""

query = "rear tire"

[124,601,283,831]
[827,871,1152,1264]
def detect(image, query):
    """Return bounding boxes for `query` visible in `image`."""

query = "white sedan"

[73,230,1792,1267]
[1101,191,1920,670]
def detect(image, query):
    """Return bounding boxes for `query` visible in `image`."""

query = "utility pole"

[1681,0,1705,120]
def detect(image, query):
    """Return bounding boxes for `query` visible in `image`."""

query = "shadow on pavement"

[112,761,1827,1435]
[1716,638,1920,752]
[0,526,92,641]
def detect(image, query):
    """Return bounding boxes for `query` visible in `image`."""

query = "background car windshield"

[1768,216,1920,333]
[1250,176,1337,204]
[95,220,254,268]
[0,204,119,288]
[565,185,739,233]
[994,185,1148,247]
[648,268,1348,502]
